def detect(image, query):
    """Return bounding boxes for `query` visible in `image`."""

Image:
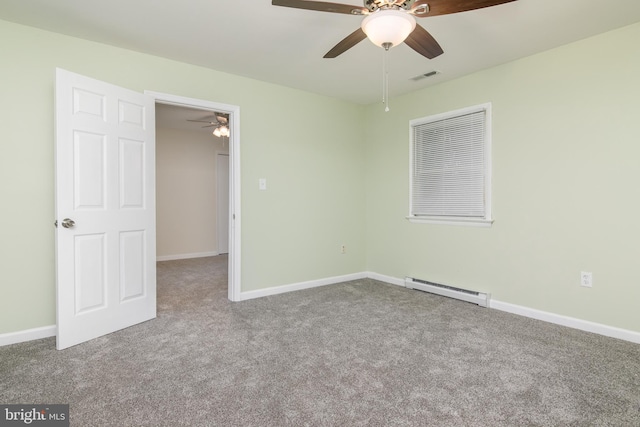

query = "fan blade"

[324,28,367,58]
[187,119,217,123]
[420,0,517,17]
[272,0,367,15]
[404,25,443,59]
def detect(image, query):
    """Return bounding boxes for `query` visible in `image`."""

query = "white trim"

[6,273,639,346]
[0,325,56,347]
[239,272,367,301]
[216,151,230,255]
[406,216,494,227]
[366,271,405,287]
[145,91,241,302]
[157,251,219,262]
[368,272,640,344]
[490,300,640,344]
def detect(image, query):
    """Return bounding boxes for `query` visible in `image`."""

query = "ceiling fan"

[187,114,228,128]
[272,0,517,59]
[188,114,230,137]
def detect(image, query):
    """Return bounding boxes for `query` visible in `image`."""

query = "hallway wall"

[156,127,227,260]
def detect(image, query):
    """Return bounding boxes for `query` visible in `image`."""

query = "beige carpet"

[1,255,639,426]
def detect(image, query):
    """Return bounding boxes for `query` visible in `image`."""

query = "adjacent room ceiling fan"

[272,0,517,59]
[188,114,230,137]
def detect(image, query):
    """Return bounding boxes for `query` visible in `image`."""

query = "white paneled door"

[55,69,156,350]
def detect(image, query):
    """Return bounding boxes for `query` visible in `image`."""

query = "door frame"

[216,152,230,255]
[146,91,241,302]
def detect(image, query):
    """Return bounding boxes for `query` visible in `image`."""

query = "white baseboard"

[157,251,219,262]
[240,272,368,301]
[5,273,638,347]
[490,300,640,344]
[369,272,640,345]
[366,271,405,287]
[0,325,56,347]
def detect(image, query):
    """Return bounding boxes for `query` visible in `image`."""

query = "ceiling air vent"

[411,70,440,81]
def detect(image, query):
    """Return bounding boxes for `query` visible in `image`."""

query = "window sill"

[406,216,494,228]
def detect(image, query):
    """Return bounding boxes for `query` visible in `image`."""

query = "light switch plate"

[580,271,592,287]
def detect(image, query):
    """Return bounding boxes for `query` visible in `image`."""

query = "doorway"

[55,70,242,349]
[155,104,227,260]
[147,91,241,302]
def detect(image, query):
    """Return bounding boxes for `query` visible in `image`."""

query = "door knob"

[61,218,75,229]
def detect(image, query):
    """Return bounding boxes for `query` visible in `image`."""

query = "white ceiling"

[2,0,640,105]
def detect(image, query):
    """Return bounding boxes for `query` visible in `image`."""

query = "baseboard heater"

[404,277,491,308]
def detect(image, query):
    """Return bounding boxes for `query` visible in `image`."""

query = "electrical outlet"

[580,271,593,287]
[340,245,346,254]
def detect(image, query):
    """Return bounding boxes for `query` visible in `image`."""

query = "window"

[408,103,493,227]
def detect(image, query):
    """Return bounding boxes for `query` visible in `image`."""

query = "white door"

[55,68,156,350]
[217,153,230,254]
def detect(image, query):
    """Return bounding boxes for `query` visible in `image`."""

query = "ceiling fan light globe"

[361,10,416,48]
[213,128,222,137]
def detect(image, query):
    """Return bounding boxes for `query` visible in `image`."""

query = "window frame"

[407,102,493,227]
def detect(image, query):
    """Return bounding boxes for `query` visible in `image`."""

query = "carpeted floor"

[1,255,639,426]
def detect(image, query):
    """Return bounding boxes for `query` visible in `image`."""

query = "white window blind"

[409,104,492,225]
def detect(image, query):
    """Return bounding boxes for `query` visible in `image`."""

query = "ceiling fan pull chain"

[381,47,386,106]
[383,43,390,112]
[385,66,390,112]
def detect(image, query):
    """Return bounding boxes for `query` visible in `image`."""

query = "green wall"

[0,19,366,334]
[364,23,640,333]
[2,17,639,337]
